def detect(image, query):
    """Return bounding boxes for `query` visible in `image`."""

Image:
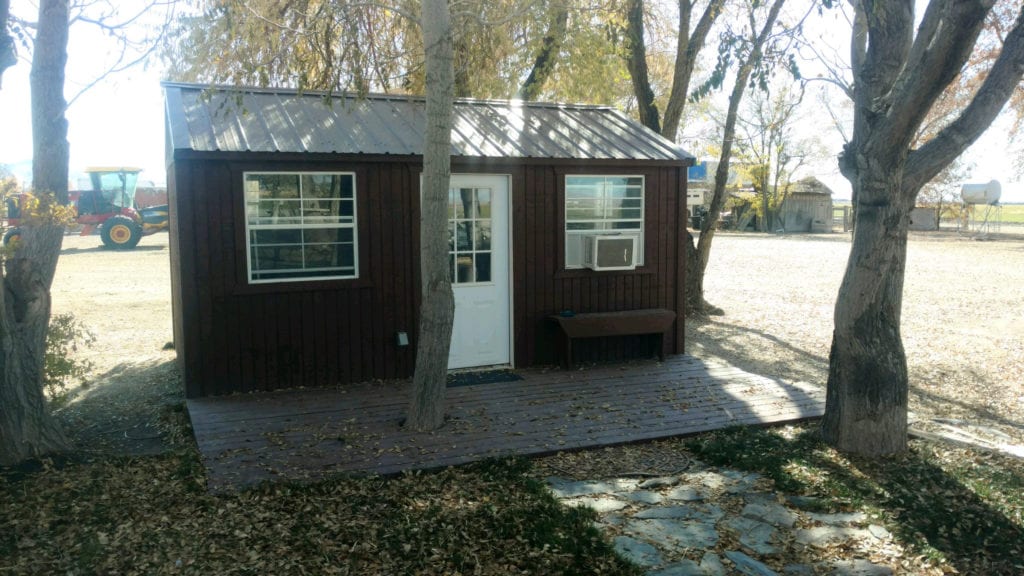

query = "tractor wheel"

[3,228,22,246]
[101,216,142,249]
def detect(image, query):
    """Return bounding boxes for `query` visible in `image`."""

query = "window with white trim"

[244,172,358,283]
[564,175,644,268]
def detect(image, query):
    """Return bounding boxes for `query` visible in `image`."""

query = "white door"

[447,174,511,369]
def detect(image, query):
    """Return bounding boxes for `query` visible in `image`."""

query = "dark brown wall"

[169,153,687,397]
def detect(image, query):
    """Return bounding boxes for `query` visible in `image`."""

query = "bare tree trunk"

[624,0,660,133]
[661,0,725,141]
[517,5,567,101]
[0,0,70,465]
[691,0,787,315]
[407,0,455,431]
[821,176,912,455]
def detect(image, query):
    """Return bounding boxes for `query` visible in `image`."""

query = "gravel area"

[47,228,1024,452]
[688,230,1024,446]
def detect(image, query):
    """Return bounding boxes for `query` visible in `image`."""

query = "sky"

[1,5,1022,202]
[1,7,168,188]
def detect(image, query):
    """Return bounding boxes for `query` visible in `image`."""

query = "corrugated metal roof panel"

[163,83,694,163]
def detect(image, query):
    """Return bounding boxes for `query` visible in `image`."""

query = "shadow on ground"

[688,426,1024,575]
[56,357,189,457]
[686,317,829,389]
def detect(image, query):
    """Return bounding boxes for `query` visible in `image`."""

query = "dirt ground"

[50,231,180,455]
[49,228,1024,453]
[689,229,1024,447]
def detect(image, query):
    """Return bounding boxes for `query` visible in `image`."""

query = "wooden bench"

[548,308,677,370]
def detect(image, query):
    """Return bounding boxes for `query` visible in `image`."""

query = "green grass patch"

[998,203,1024,223]
[687,425,1024,575]
[0,453,640,575]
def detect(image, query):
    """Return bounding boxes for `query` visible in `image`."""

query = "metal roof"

[163,83,694,163]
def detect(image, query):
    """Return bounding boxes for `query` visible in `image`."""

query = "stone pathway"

[546,464,895,575]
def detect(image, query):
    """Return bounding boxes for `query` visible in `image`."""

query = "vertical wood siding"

[171,155,686,397]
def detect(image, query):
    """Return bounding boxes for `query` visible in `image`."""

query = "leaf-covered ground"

[0,453,638,575]
[3,231,1019,574]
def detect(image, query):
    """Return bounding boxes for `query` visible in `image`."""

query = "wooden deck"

[187,356,825,491]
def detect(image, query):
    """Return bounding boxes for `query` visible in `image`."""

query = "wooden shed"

[779,177,834,233]
[163,83,694,398]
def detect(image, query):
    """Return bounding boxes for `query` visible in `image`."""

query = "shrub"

[44,313,96,404]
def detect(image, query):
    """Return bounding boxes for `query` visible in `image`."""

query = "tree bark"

[821,172,913,455]
[0,0,71,465]
[1,225,69,465]
[624,0,660,133]
[517,5,568,101]
[823,0,1024,456]
[407,0,455,431]
[624,0,724,140]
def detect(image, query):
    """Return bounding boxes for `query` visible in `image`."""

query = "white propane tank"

[960,180,1002,205]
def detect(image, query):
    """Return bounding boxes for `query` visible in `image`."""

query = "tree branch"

[877,0,992,157]
[856,0,913,122]
[661,0,725,140]
[65,0,177,108]
[624,0,660,133]
[905,3,1024,193]
[516,3,567,100]
[0,0,14,89]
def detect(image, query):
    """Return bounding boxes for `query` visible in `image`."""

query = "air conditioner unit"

[583,234,637,271]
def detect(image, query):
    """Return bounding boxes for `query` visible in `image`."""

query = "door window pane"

[448,185,493,285]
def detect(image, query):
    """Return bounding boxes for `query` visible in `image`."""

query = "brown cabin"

[163,83,694,398]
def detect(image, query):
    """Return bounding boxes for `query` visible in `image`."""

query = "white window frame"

[564,175,645,269]
[243,171,359,284]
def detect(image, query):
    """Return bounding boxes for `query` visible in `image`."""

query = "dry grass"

[688,230,1024,445]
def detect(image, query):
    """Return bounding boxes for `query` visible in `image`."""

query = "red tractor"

[4,167,169,249]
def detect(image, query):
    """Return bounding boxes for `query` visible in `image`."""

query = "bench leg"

[565,336,575,370]
[657,333,665,362]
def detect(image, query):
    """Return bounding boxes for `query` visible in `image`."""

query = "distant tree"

[732,81,826,231]
[917,157,973,229]
[823,0,1024,456]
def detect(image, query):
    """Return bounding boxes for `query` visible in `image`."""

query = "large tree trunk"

[0,0,70,465]
[821,0,1024,456]
[407,0,455,431]
[821,174,913,455]
[1,226,69,465]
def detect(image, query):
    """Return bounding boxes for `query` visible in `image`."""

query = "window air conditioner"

[583,234,637,271]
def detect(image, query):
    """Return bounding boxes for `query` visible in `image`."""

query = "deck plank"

[188,356,825,491]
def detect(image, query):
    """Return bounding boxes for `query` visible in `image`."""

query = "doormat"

[447,369,523,388]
